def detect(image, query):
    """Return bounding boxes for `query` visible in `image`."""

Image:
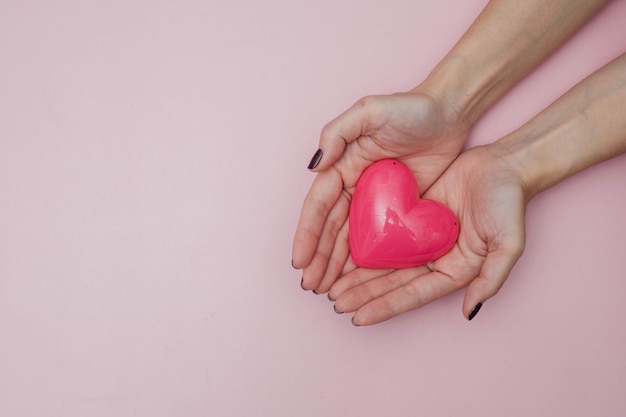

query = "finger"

[340,256,358,277]
[329,264,393,302]
[301,191,351,290]
[462,238,525,320]
[311,96,380,172]
[334,266,428,314]
[314,219,351,294]
[351,269,467,326]
[292,168,343,269]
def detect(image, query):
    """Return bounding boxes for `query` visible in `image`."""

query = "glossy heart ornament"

[349,159,459,269]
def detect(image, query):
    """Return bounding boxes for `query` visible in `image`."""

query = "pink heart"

[349,159,459,269]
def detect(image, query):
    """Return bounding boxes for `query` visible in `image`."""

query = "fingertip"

[462,243,523,320]
[467,302,483,321]
[310,142,344,172]
[301,275,315,292]
[290,240,309,270]
[315,122,355,171]
[462,278,492,320]
[291,247,311,269]
[307,149,324,170]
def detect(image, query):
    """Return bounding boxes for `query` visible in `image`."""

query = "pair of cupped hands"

[292,91,527,326]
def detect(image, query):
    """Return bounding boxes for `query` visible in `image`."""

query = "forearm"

[414,0,610,127]
[494,53,626,199]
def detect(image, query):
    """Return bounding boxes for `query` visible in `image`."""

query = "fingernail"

[351,316,360,327]
[291,259,297,269]
[312,289,320,295]
[307,149,323,170]
[327,293,335,302]
[300,277,306,291]
[468,303,483,321]
[333,304,343,314]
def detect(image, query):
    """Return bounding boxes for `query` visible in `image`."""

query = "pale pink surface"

[1,1,625,416]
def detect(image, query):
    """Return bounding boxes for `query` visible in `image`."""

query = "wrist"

[411,55,513,131]
[410,0,610,132]
[486,133,548,203]
[489,53,626,202]
[407,58,490,144]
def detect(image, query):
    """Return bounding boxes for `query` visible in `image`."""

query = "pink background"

[1,1,625,416]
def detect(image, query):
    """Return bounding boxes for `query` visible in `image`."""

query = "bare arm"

[499,52,626,199]
[416,0,610,127]
[331,53,626,325]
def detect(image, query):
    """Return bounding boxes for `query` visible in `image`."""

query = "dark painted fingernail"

[312,289,320,295]
[307,149,323,170]
[468,303,483,321]
[291,259,297,269]
[351,316,360,327]
[333,304,343,314]
[327,293,335,302]
[300,277,306,291]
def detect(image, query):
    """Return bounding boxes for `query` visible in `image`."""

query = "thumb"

[462,238,525,320]
[308,96,378,172]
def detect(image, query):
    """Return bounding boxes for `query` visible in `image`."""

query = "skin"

[331,52,626,325]
[292,0,612,323]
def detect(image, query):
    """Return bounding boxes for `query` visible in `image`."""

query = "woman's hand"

[292,91,468,293]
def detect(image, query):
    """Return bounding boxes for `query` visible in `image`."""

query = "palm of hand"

[329,146,528,325]
[293,92,468,294]
[333,93,469,191]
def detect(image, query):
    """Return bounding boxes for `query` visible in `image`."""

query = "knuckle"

[320,122,334,140]
[354,95,382,117]
[355,95,374,108]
